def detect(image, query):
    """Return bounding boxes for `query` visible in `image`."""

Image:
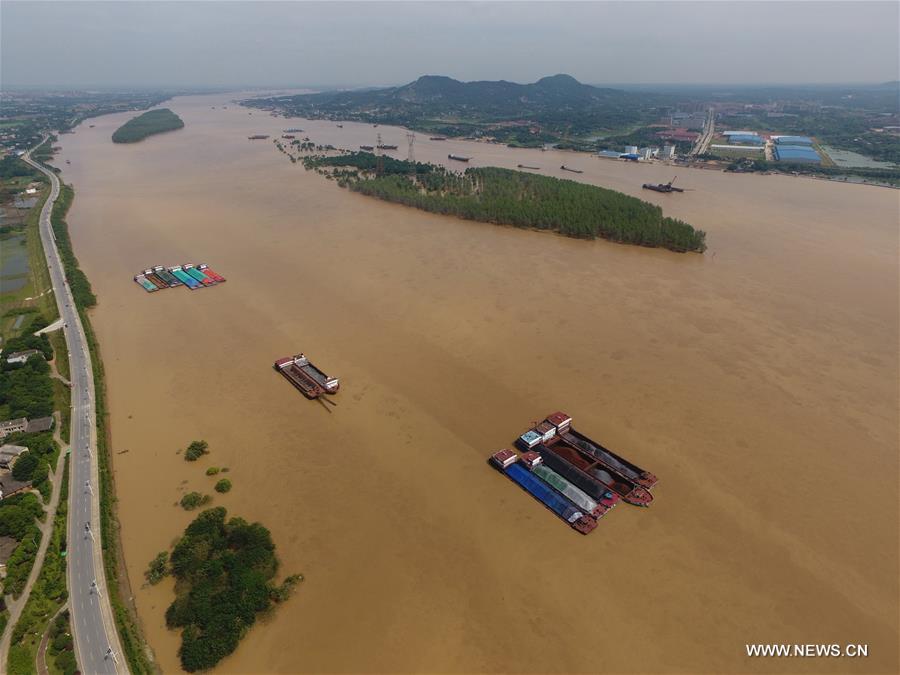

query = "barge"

[377,144,398,150]
[283,128,303,133]
[429,136,447,141]
[153,266,182,287]
[169,266,201,289]
[490,450,596,534]
[532,464,612,518]
[183,263,216,286]
[556,428,658,489]
[134,274,158,292]
[248,134,269,140]
[142,269,167,288]
[198,264,226,283]
[274,353,340,399]
[642,177,684,193]
[448,154,471,162]
[517,164,540,170]
[541,442,652,507]
[360,145,374,151]
[560,165,583,174]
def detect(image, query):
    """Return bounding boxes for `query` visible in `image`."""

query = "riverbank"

[56,92,898,674]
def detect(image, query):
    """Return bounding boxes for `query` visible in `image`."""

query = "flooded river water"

[54,92,898,673]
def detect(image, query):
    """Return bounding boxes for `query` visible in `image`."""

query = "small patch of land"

[305,153,707,252]
[111,108,184,144]
[155,507,301,672]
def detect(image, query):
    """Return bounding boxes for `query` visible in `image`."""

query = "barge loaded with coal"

[274,353,340,399]
[489,411,657,534]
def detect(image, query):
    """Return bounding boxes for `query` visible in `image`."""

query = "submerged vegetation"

[183,439,209,461]
[304,153,706,252]
[111,108,184,144]
[162,507,302,671]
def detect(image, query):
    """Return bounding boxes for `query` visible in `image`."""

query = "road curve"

[22,142,128,675]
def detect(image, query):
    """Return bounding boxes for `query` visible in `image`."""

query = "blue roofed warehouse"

[774,145,821,163]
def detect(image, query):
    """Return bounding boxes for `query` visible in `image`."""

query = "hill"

[244,75,670,147]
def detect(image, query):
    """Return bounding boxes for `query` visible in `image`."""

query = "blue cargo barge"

[499,460,596,535]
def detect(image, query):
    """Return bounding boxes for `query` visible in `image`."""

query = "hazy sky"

[2,1,898,88]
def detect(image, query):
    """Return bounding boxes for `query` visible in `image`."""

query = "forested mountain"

[245,75,670,146]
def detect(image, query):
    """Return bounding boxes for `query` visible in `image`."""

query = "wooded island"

[304,153,707,252]
[111,108,184,143]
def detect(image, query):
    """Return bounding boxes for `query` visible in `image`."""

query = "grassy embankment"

[20,160,154,672]
[111,109,183,144]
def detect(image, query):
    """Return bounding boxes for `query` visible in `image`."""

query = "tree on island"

[163,507,302,671]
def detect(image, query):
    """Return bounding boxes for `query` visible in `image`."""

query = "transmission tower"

[375,132,384,177]
[406,132,416,179]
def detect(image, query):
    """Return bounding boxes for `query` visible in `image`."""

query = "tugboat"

[642,176,684,193]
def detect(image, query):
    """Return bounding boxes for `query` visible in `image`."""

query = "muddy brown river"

[54,93,898,674]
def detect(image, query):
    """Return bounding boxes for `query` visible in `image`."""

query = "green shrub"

[145,551,169,584]
[179,492,210,511]
[213,479,232,494]
[183,440,209,462]
[205,467,219,476]
[11,452,38,481]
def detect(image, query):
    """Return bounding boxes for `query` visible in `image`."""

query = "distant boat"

[448,154,471,162]
[360,145,374,151]
[517,164,539,170]
[248,134,269,140]
[430,136,447,141]
[336,124,343,128]
[560,165,583,174]
[377,144,398,150]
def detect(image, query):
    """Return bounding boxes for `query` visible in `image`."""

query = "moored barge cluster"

[489,412,658,534]
[133,264,226,292]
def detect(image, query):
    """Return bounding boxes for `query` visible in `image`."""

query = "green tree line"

[308,154,706,252]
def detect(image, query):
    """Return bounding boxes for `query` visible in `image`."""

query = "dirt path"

[36,602,68,675]
[0,411,68,668]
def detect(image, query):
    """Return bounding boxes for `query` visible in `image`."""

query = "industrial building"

[774,135,814,146]
[721,131,765,145]
[711,144,765,153]
[670,112,707,130]
[774,144,821,163]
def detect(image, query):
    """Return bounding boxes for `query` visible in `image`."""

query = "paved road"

[22,144,128,675]
[690,108,716,156]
